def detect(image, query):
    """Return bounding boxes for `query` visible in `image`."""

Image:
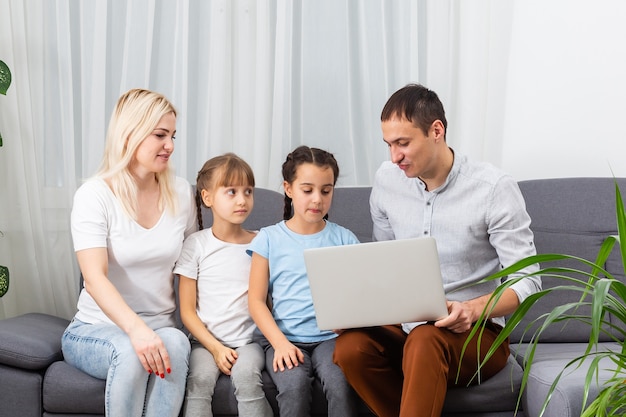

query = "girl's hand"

[272,340,305,372]
[129,324,171,378]
[212,346,238,375]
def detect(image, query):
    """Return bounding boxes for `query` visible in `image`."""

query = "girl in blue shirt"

[248,145,359,417]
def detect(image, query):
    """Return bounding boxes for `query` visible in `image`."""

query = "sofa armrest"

[0,313,69,370]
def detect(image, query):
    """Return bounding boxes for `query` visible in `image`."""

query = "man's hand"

[434,300,476,333]
[434,289,521,333]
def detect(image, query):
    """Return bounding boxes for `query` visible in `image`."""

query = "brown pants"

[333,322,510,417]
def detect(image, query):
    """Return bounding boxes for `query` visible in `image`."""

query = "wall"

[502,0,626,181]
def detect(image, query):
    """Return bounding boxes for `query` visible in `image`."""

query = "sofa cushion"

[212,371,375,416]
[210,358,522,416]
[443,354,524,414]
[511,342,621,417]
[0,313,69,370]
[43,360,105,414]
[0,363,44,416]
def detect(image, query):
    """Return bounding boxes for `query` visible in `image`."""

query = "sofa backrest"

[197,186,374,242]
[198,187,284,232]
[328,187,374,243]
[515,177,626,343]
[194,179,626,345]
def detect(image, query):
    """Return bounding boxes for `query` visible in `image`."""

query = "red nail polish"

[167,368,171,374]
[148,370,152,374]
[160,373,165,379]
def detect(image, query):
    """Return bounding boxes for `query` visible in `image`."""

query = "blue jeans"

[62,319,190,417]
[259,337,358,417]
[182,340,273,417]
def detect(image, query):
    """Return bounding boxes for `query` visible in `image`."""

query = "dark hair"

[381,83,448,139]
[195,153,255,230]
[281,145,339,220]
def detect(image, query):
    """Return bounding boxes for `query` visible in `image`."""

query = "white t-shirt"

[71,176,197,329]
[174,228,256,348]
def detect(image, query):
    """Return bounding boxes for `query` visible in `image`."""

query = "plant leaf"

[0,60,11,95]
[462,178,626,417]
[588,279,612,349]
[614,180,626,275]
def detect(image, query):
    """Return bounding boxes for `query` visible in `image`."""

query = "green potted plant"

[465,180,626,416]
[0,59,11,297]
[0,59,11,145]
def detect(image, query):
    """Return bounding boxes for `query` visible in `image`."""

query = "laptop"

[303,237,448,330]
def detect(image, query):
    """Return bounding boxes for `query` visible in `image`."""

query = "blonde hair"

[96,88,178,219]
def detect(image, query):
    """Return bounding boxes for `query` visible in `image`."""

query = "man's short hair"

[381,83,448,138]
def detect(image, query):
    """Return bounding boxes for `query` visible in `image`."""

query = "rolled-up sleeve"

[487,176,542,303]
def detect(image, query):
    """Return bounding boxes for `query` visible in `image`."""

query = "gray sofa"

[1,178,624,417]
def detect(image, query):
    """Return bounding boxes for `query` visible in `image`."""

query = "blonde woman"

[62,89,197,416]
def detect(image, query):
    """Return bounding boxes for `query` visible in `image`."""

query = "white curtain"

[0,0,509,319]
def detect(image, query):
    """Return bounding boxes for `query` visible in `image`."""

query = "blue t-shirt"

[247,220,359,342]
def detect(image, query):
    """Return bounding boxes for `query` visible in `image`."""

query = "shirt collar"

[419,147,461,194]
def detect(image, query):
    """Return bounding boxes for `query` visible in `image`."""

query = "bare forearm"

[249,298,289,347]
[183,314,224,355]
[464,288,520,322]
[76,248,147,335]
[81,269,143,333]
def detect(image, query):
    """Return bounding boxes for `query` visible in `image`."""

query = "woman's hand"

[129,323,171,378]
[272,340,304,372]
[77,248,173,378]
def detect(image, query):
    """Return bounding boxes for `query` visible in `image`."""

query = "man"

[333,84,541,417]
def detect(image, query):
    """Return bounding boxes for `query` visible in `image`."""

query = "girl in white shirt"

[175,153,273,417]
